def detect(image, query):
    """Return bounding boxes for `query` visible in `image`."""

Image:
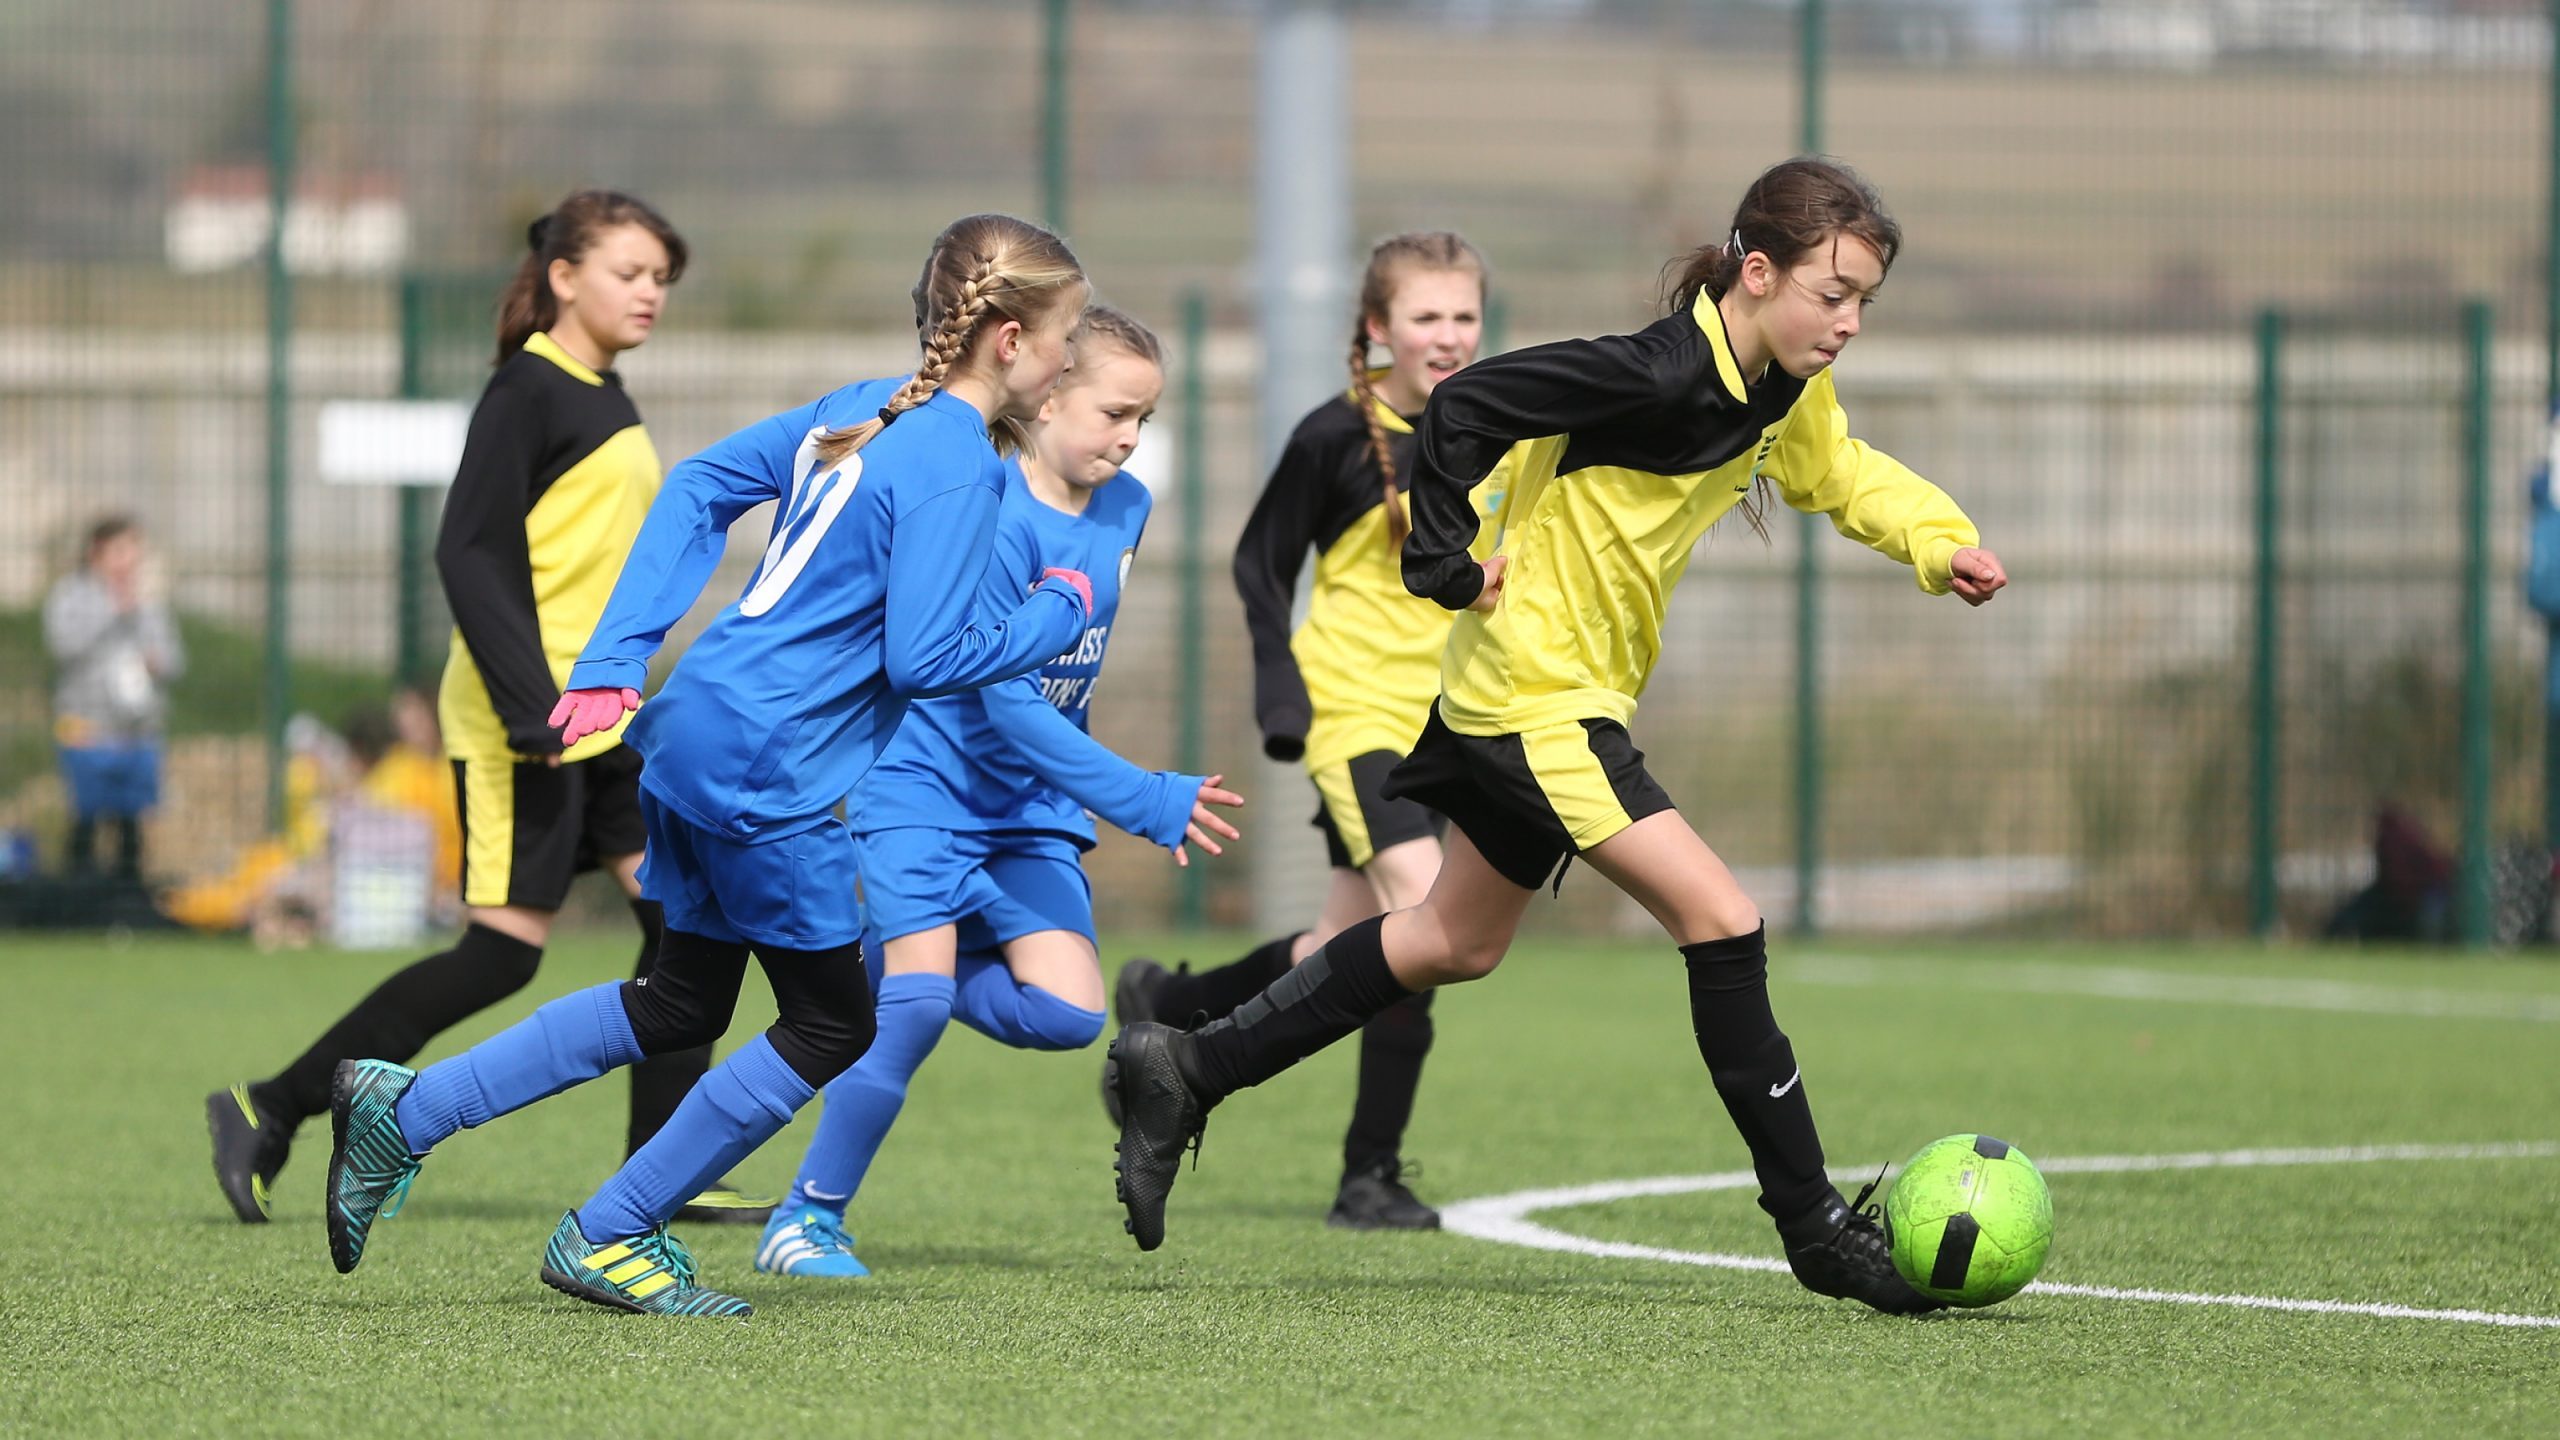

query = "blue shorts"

[855,827,1094,952]
[58,743,161,820]
[638,788,864,952]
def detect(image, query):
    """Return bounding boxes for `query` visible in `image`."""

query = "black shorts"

[1309,750,1446,871]
[1382,703,1673,892]
[453,743,647,911]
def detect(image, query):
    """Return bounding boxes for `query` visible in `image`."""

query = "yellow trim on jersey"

[458,758,517,909]
[441,423,662,762]
[1439,300,1975,739]
[524,330,604,386]
[1294,388,1504,775]
[1310,762,1376,870]
[1519,721,1638,848]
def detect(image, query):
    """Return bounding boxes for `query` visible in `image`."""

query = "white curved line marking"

[1439,1142,2560,1329]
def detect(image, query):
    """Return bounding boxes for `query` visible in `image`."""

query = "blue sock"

[575,1034,814,1243]
[950,956,1105,1052]
[785,972,956,1219]
[394,982,641,1154]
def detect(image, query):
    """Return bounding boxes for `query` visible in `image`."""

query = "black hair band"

[876,405,901,427]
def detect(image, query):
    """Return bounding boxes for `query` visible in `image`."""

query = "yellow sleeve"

[1765,373,1979,595]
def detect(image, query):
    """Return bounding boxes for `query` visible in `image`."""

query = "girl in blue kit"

[320,213,1096,1319]
[754,306,1244,1279]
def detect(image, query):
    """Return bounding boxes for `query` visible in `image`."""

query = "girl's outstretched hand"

[1950,547,2007,607]
[1172,774,1245,868]
[550,687,641,748]
[1040,567,1095,616]
[1465,554,1510,614]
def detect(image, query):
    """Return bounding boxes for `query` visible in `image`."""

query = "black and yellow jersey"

[1233,385,1501,773]
[436,331,660,763]
[1402,291,1978,737]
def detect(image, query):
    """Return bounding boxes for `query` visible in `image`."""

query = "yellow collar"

[1344,370,1417,434]
[1690,291,1749,404]
[525,331,605,386]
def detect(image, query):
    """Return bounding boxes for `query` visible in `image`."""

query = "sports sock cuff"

[1325,914,1411,1011]
[1011,986,1105,1052]
[588,980,644,1068]
[723,1033,818,1121]
[458,921,543,969]
[1679,924,1767,977]
[879,971,958,1004]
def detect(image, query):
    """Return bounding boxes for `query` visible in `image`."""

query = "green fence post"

[396,276,429,688]
[2546,0,2559,854]
[2457,299,2494,947]
[1040,0,1071,232]
[261,0,296,830]
[1791,0,1826,935]
[1178,287,1208,930]
[2249,309,2284,938]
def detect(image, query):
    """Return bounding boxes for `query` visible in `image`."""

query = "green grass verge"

[2,931,2555,1437]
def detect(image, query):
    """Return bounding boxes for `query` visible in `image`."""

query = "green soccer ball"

[1881,1134,2054,1308]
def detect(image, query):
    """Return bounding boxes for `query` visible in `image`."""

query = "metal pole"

[1790,0,1827,935]
[1178,288,1210,931]
[2249,309,2284,938]
[2545,0,2559,853]
[262,0,296,830]
[1252,0,1350,936]
[396,276,428,688]
[1040,0,1070,233]
[2458,299,2495,947]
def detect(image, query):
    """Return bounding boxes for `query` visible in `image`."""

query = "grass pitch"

[4,929,2555,1437]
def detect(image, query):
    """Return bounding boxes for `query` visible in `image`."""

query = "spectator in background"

[43,515,184,880]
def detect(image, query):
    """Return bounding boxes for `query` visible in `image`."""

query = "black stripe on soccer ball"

[1973,1135,2011,1160]
[1929,1213,1982,1293]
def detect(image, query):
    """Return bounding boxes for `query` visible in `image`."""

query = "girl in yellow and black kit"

[1110,234,1495,1231]
[207,191,768,1228]
[1107,159,2010,1313]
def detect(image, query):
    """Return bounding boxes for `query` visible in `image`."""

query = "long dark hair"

[1660,156,1900,316]
[493,190,689,364]
[1661,157,1900,539]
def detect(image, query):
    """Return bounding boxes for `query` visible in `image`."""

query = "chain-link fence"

[1,0,2549,941]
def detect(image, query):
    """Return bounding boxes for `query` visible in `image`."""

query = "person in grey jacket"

[45,515,183,878]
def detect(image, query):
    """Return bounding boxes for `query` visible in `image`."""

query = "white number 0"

[740,427,862,617]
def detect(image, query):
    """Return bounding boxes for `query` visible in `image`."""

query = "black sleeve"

[434,374,563,755]
[1402,329,1676,609]
[1230,423,1335,762]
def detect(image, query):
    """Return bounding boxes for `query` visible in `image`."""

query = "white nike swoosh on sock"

[1768,1070,1802,1098]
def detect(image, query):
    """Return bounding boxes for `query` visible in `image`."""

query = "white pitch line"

[1440,1142,2560,1329]
[1792,956,2560,1023]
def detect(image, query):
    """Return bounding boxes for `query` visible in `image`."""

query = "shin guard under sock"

[1177,916,1409,1102]
[1683,925,1831,1222]
[578,1034,815,1242]
[1152,932,1301,1026]
[254,923,544,1127]
[1343,988,1435,1176]
[393,982,642,1154]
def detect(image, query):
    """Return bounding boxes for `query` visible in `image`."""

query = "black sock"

[251,923,544,1128]
[111,816,143,879]
[1154,932,1301,1027]
[621,898,711,1156]
[1684,925,1831,1223]
[1343,988,1434,1177]
[66,818,96,875]
[1178,916,1410,1103]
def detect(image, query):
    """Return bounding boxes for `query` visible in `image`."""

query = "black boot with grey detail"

[1107,917,1412,1250]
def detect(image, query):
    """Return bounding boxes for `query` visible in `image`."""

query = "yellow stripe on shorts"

[458,758,517,909]
[1310,762,1375,870]
[1519,722,1636,850]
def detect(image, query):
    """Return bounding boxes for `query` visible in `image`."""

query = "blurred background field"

[1,0,2553,944]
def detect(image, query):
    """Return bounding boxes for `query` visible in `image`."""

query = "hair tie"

[527,214,555,253]
[1727,229,1747,258]
[876,405,901,427]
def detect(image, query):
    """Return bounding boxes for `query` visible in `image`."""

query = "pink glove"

[1041,566,1095,616]
[549,687,641,748]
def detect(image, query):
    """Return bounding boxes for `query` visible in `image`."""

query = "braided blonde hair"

[815,214,1086,466]
[1348,231,1488,551]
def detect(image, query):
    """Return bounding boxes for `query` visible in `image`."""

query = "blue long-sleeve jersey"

[567,381,1087,841]
[853,463,1196,850]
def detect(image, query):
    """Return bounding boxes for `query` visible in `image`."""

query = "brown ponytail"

[811,213,1086,467]
[493,189,688,365]
[1658,156,1901,540]
[1349,230,1488,552]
